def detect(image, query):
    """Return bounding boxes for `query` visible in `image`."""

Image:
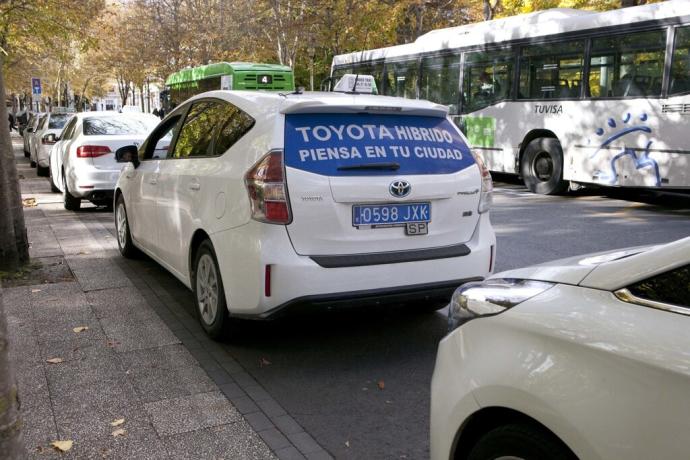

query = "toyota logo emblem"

[389,180,411,198]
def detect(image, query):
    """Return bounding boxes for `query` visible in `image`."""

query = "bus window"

[384,59,418,99]
[332,66,352,83]
[462,49,514,113]
[670,26,690,95]
[519,41,584,100]
[352,62,385,94]
[420,54,460,114]
[589,30,666,98]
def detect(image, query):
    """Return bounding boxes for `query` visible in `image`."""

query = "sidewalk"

[2,134,327,459]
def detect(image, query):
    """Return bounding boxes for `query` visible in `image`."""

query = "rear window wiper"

[337,162,400,171]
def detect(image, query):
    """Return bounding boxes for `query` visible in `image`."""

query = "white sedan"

[431,237,690,460]
[49,111,159,210]
[114,88,496,339]
[29,112,72,177]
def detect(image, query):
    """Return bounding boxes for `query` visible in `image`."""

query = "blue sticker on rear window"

[284,113,474,176]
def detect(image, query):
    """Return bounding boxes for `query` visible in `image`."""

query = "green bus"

[163,61,295,111]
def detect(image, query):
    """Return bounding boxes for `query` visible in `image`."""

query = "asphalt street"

[23,160,690,458]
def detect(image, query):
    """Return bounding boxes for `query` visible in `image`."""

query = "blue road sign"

[31,77,42,95]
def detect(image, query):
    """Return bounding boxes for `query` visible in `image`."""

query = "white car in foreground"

[114,89,496,338]
[49,111,159,210]
[431,237,690,460]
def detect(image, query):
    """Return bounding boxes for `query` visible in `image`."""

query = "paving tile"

[145,391,241,437]
[229,395,260,415]
[85,286,157,320]
[65,256,132,291]
[49,376,139,413]
[21,405,59,457]
[44,340,125,389]
[257,397,287,418]
[258,427,292,451]
[162,421,276,460]
[118,344,197,372]
[244,411,274,432]
[219,382,245,399]
[54,404,151,443]
[129,364,216,403]
[276,446,307,460]
[272,415,304,436]
[304,450,335,460]
[207,368,233,385]
[99,314,179,353]
[287,431,323,455]
[244,385,271,402]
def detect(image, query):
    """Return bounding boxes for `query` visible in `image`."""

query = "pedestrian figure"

[152,108,159,117]
[8,113,15,131]
[158,108,165,119]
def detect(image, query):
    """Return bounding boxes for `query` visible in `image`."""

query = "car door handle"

[189,182,201,191]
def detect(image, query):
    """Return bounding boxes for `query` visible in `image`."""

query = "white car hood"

[489,245,657,286]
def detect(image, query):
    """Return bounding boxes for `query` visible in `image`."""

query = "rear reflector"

[265,265,271,297]
[77,145,112,158]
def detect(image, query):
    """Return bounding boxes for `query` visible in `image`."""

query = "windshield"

[48,114,71,129]
[83,117,158,136]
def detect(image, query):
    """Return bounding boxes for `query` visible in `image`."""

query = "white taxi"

[113,86,496,338]
[431,237,690,460]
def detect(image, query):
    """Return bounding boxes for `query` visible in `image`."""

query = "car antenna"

[349,74,360,93]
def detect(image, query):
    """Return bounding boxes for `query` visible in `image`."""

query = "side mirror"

[43,133,57,144]
[115,145,140,168]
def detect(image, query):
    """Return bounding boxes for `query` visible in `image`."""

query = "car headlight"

[448,279,554,333]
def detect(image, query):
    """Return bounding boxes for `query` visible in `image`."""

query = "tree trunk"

[0,53,30,272]
[0,292,26,459]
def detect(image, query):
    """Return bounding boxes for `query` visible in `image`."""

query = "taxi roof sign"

[333,74,378,94]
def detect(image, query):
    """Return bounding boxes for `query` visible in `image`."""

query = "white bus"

[331,1,690,194]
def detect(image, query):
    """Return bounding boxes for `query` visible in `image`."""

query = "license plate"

[352,202,430,227]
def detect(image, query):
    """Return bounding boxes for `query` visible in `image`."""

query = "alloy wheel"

[196,254,219,325]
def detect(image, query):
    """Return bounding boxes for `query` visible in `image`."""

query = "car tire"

[49,167,60,193]
[63,174,81,211]
[520,137,568,195]
[30,160,37,168]
[467,423,575,460]
[115,195,138,258]
[36,165,49,177]
[193,240,232,340]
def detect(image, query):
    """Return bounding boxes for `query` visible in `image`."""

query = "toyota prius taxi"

[113,80,495,338]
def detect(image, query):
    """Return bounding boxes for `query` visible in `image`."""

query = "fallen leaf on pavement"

[73,326,89,333]
[106,340,121,347]
[110,418,125,427]
[259,357,271,367]
[22,198,37,207]
[345,440,350,448]
[377,380,385,390]
[78,251,90,255]
[111,428,126,437]
[31,289,41,293]
[46,358,64,364]
[51,440,73,452]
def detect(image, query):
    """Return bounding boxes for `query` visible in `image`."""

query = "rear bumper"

[212,212,496,317]
[233,278,481,319]
[66,165,121,198]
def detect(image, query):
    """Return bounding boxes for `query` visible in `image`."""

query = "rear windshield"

[83,117,157,136]
[284,113,474,175]
[48,114,70,129]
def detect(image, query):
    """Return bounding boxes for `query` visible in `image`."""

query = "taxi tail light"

[245,150,292,225]
[473,153,493,214]
[77,145,112,158]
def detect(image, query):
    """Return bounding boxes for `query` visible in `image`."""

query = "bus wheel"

[521,137,568,195]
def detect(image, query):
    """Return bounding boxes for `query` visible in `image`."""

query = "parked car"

[27,113,48,167]
[30,112,73,176]
[49,111,159,210]
[431,237,690,460]
[23,112,41,158]
[113,88,496,339]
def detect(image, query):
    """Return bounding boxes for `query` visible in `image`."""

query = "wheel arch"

[518,129,559,172]
[451,406,577,460]
[189,229,212,283]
